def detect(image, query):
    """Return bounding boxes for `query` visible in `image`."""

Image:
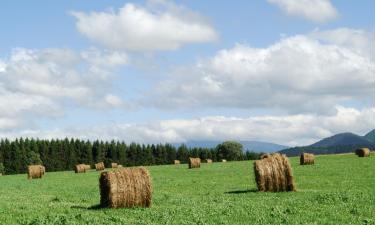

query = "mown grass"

[0,153,374,225]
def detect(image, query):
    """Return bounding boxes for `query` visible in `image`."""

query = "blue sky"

[1,0,375,146]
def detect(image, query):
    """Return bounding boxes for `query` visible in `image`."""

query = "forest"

[0,138,261,175]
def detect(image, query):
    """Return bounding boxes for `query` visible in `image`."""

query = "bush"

[246,151,262,160]
[216,141,244,161]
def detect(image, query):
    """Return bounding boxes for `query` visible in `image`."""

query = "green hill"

[0,154,373,224]
[364,129,375,142]
[311,132,373,147]
[280,130,375,156]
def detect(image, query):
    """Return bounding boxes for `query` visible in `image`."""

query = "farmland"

[0,153,374,225]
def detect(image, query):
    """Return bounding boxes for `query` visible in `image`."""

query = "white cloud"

[0,48,128,130]
[0,60,6,72]
[268,0,338,23]
[310,28,375,59]
[2,106,375,146]
[148,28,375,114]
[71,1,218,51]
[81,48,128,67]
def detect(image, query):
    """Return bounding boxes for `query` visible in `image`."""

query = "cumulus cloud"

[2,106,374,146]
[267,0,338,23]
[71,1,218,51]
[310,28,375,59]
[147,28,375,114]
[0,48,128,130]
[81,48,128,67]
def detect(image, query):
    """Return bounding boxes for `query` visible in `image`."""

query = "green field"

[0,154,374,225]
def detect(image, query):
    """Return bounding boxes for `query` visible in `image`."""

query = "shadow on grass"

[71,204,106,210]
[88,204,106,210]
[224,188,258,194]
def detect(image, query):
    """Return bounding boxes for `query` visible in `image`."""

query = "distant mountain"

[280,130,375,156]
[311,132,373,147]
[172,140,288,153]
[364,129,375,143]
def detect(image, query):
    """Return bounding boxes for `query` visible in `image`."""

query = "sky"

[1,0,375,146]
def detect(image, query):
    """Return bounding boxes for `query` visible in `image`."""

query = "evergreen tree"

[27,151,43,165]
[127,143,137,166]
[10,140,22,173]
[2,139,12,174]
[177,144,189,163]
[143,145,154,165]
[166,144,176,164]
[0,163,4,175]
[92,140,100,162]
[0,138,241,175]
[118,142,127,166]
[82,140,93,165]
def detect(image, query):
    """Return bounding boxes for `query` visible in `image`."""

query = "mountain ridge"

[364,129,375,142]
[279,129,375,156]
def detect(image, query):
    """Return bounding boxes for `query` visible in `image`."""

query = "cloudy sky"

[1,0,375,146]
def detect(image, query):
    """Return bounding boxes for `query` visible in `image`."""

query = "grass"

[0,153,374,225]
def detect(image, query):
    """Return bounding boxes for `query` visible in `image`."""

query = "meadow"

[0,153,374,225]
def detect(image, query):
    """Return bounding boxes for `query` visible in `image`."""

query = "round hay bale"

[111,163,118,168]
[95,162,105,171]
[300,153,315,165]
[260,154,271,159]
[75,164,86,173]
[99,167,152,208]
[188,158,201,169]
[206,159,213,163]
[355,148,370,157]
[84,164,91,170]
[222,159,227,163]
[253,153,296,192]
[118,164,123,168]
[174,160,180,165]
[27,165,45,179]
[41,166,46,175]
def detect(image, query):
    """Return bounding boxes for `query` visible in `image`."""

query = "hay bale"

[222,159,227,163]
[188,158,201,169]
[355,148,371,157]
[253,153,296,192]
[99,167,152,208]
[84,164,91,170]
[206,159,213,163]
[111,163,118,168]
[27,165,45,179]
[41,166,45,175]
[95,162,105,171]
[118,165,123,168]
[75,164,86,173]
[300,153,315,165]
[174,160,180,165]
[260,154,271,159]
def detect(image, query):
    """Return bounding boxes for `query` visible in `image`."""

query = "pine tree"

[118,142,127,166]
[3,139,12,174]
[27,151,43,165]
[143,145,154,165]
[166,144,176,164]
[0,163,4,175]
[10,140,22,174]
[177,144,189,163]
[127,143,137,166]
[81,140,93,165]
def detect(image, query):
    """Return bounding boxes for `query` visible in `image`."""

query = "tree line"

[0,138,262,175]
